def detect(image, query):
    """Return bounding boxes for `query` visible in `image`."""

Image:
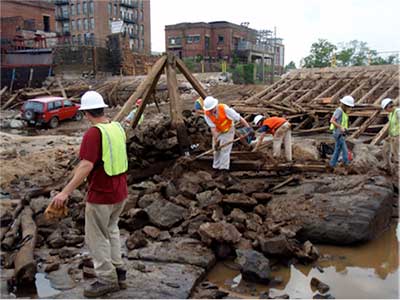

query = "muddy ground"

[0,97,398,299]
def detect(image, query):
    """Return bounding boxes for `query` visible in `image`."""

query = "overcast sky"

[150,0,400,67]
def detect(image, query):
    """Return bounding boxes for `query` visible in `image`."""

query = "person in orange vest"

[203,96,252,172]
[252,114,292,162]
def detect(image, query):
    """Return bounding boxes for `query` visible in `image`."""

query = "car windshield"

[24,101,44,113]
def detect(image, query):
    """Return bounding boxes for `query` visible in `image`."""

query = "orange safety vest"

[262,117,287,135]
[205,104,233,133]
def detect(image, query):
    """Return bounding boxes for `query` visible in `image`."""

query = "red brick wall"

[1,0,55,33]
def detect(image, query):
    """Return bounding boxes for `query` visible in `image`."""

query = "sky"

[150,0,400,67]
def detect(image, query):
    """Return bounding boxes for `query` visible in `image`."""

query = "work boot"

[83,281,119,298]
[116,268,127,289]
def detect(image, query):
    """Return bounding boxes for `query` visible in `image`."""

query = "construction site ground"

[0,66,399,299]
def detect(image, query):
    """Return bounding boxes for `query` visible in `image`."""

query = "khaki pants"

[212,126,235,170]
[85,200,126,284]
[273,122,292,161]
[383,136,400,169]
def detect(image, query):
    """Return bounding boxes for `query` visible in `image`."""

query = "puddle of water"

[207,223,399,299]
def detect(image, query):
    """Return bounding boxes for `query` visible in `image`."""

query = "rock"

[47,230,66,249]
[171,194,193,208]
[215,243,233,259]
[313,293,335,299]
[30,196,51,215]
[268,175,393,244]
[229,208,247,223]
[235,238,253,250]
[83,266,96,279]
[69,190,84,203]
[143,226,160,239]
[191,280,229,299]
[186,214,210,236]
[198,222,242,245]
[64,234,84,246]
[292,139,320,161]
[245,213,263,232]
[196,189,223,208]
[145,199,187,229]
[138,192,164,208]
[254,204,267,217]
[9,120,25,129]
[241,180,267,195]
[235,249,272,284]
[158,231,171,241]
[59,248,79,259]
[178,180,201,199]
[44,262,60,273]
[128,238,216,269]
[165,181,178,198]
[259,235,292,257]
[311,277,330,294]
[119,208,149,231]
[47,265,76,290]
[126,230,148,250]
[222,193,258,208]
[349,143,382,174]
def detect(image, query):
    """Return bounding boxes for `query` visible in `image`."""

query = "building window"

[62,22,70,33]
[108,3,112,15]
[90,18,94,30]
[70,4,74,16]
[186,35,200,44]
[83,2,87,14]
[84,18,88,30]
[218,35,224,43]
[77,19,81,30]
[76,3,80,15]
[71,20,76,31]
[114,4,117,16]
[61,5,69,17]
[169,37,181,45]
[141,39,144,49]
[89,1,94,14]
[43,16,50,32]
[77,34,82,44]
[140,25,144,36]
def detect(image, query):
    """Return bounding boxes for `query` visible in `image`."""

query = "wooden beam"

[0,86,7,97]
[296,79,329,104]
[176,57,207,99]
[113,55,167,122]
[243,77,287,104]
[356,72,395,104]
[330,72,366,103]
[350,110,382,138]
[370,122,389,145]
[1,93,19,110]
[56,77,67,99]
[167,54,191,154]
[310,79,343,103]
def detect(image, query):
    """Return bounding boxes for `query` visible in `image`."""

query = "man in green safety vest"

[329,95,354,168]
[50,91,128,297]
[381,98,399,173]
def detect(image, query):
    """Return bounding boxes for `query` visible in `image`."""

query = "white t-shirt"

[204,104,241,128]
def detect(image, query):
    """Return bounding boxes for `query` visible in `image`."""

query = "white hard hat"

[254,115,264,126]
[79,91,108,110]
[381,98,393,110]
[203,96,218,111]
[340,95,355,107]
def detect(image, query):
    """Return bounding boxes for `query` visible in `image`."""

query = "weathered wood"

[350,110,381,138]
[243,77,287,104]
[0,86,7,97]
[14,206,37,286]
[0,203,23,241]
[1,93,19,110]
[113,55,167,122]
[311,79,343,103]
[330,72,366,103]
[56,77,67,98]
[1,214,21,251]
[167,54,191,154]
[296,78,329,104]
[176,57,208,99]
[370,122,389,145]
[356,73,395,104]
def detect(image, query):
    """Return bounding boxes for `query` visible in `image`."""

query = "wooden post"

[370,123,389,145]
[56,77,67,98]
[167,53,191,154]
[0,86,7,97]
[113,55,167,122]
[14,207,37,287]
[176,56,208,99]
[10,68,16,92]
[27,68,34,88]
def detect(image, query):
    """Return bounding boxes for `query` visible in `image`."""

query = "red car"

[21,97,83,128]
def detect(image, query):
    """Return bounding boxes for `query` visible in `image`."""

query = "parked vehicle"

[21,97,82,128]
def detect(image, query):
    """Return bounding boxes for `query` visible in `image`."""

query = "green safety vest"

[388,108,400,137]
[95,122,128,176]
[330,108,349,131]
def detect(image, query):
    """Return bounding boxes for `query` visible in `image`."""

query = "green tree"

[284,61,297,72]
[302,39,337,68]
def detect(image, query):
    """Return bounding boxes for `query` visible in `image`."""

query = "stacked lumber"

[230,65,399,144]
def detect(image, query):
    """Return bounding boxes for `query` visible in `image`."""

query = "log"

[370,122,389,145]
[113,55,167,122]
[330,72,366,103]
[0,86,7,97]
[350,110,381,138]
[14,206,37,286]
[311,79,343,103]
[176,57,208,99]
[243,77,287,104]
[270,175,297,192]
[167,54,191,154]
[0,203,23,241]
[1,214,21,251]
[1,93,19,110]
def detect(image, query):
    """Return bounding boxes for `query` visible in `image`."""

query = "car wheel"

[49,117,59,129]
[24,110,35,121]
[74,111,83,121]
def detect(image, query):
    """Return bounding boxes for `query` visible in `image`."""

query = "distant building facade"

[165,21,284,73]
[54,0,151,54]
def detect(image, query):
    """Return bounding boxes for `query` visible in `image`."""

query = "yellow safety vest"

[330,108,349,131]
[389,108,400,137]
[95,122,128,176]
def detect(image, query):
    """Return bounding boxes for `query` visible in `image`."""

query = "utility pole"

[270,26,276,84]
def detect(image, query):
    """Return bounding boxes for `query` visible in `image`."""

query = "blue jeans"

[330,134,349,167]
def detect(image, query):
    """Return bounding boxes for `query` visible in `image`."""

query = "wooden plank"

[113,55,167,122]
[0,86,7,97]
[330,72,366,103]
[243,77,288,104]
[311,79,343,103]
[296,78,330,104]
[1,93,19,110]
[350,110,382,138]
[270,175,297,192]
[56,77,67,98]
[176,56,208,99]
[167,54,191,154]
[356,72,395,104]
[370,122,389,145]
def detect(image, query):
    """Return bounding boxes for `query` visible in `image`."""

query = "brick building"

[54,0,151,54]
[0,0,55,43]
[165,21,285,72]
